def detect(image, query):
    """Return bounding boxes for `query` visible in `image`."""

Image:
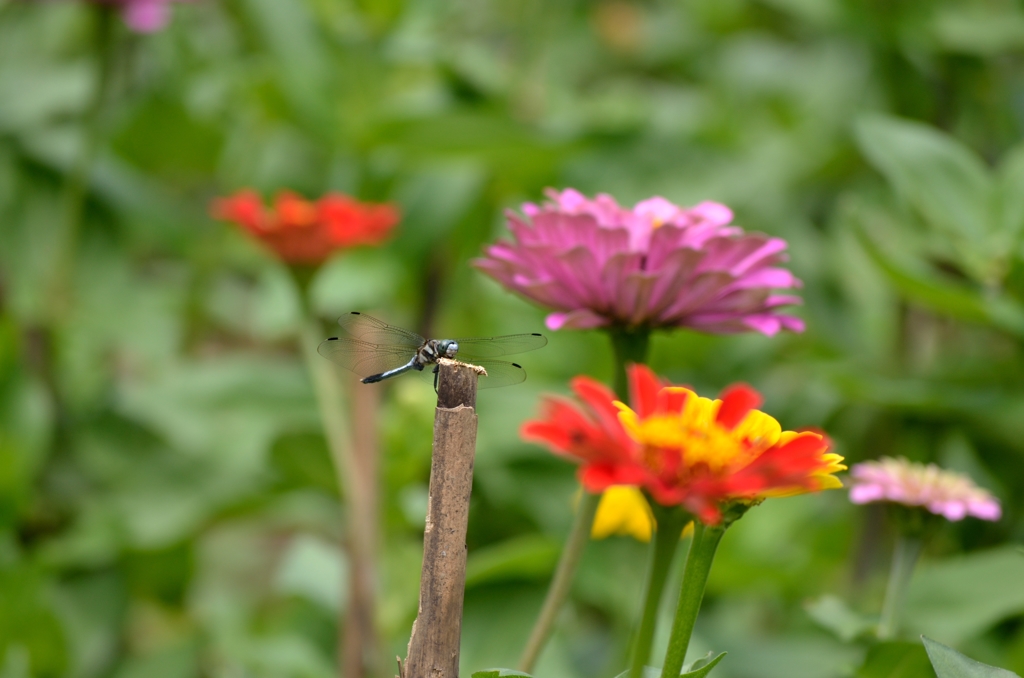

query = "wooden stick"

[403,359,484,678]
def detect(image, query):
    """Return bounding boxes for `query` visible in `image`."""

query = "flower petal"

[715,384,762,430]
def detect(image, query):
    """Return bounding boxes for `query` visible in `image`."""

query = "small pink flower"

[848,457,1001,522]
[474,189,804,335]
[55,0,185,32]
[119,0,172,32]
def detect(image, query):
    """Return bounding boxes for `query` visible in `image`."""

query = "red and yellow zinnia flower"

[522,364,845,524]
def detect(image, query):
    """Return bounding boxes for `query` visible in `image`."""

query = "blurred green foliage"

[1,0,1024,677]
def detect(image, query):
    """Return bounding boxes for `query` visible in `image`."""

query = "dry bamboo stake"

[401,358,485,678]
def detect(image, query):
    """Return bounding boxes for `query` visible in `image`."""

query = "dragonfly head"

[438,340,459,358]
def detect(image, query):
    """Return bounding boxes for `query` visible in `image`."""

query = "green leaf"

[615,653,727,678]
[682,651,727,677]
[856,641,936,678]
[241,0,331,131]
[805,595,877,642]
[855,115,995,249]
[274,535,346,613]
[614,668,666,678]
[311,250,404,318]
[0,565,69,677]
[471,670,534,678]
[108,640,200,678]
[614,669,659,678]
[904,547,1024,644]
[464,535,561,588]
[931,5,1024,56]
[996,142,1024,250]
[922,637,1021,678]
[855,208,1024,337]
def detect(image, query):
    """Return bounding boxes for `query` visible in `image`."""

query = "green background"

[1,0,1023,676]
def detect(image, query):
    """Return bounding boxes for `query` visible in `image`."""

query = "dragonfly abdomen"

[363,357,420,384]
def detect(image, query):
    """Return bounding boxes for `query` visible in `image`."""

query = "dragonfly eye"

[446,341,459,357]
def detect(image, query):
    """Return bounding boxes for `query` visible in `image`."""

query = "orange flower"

[212,190,399,265]
[521,365,845,524]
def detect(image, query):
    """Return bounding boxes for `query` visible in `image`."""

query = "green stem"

[630,506,690,678]
[877,535,922,640]
[518,326,651,672]
[608,327,651,399]
[299,313,378,676]
[518,491,602,673]
[660,523,725,678]
[51,5,118,320]
[299,315,358,532]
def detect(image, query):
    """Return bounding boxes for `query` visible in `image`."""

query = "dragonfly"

[318,312,548,389]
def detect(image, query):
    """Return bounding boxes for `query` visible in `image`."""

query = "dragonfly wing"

[472,359,528,389]
[336,312,424,348]
[318,336,415,378]
[452,333,547,359]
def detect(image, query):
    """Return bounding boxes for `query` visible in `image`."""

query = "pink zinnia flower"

[848,457,1001,522]
[474,188,804,335]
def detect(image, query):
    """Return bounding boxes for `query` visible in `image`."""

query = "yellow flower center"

[615,388,784,480]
